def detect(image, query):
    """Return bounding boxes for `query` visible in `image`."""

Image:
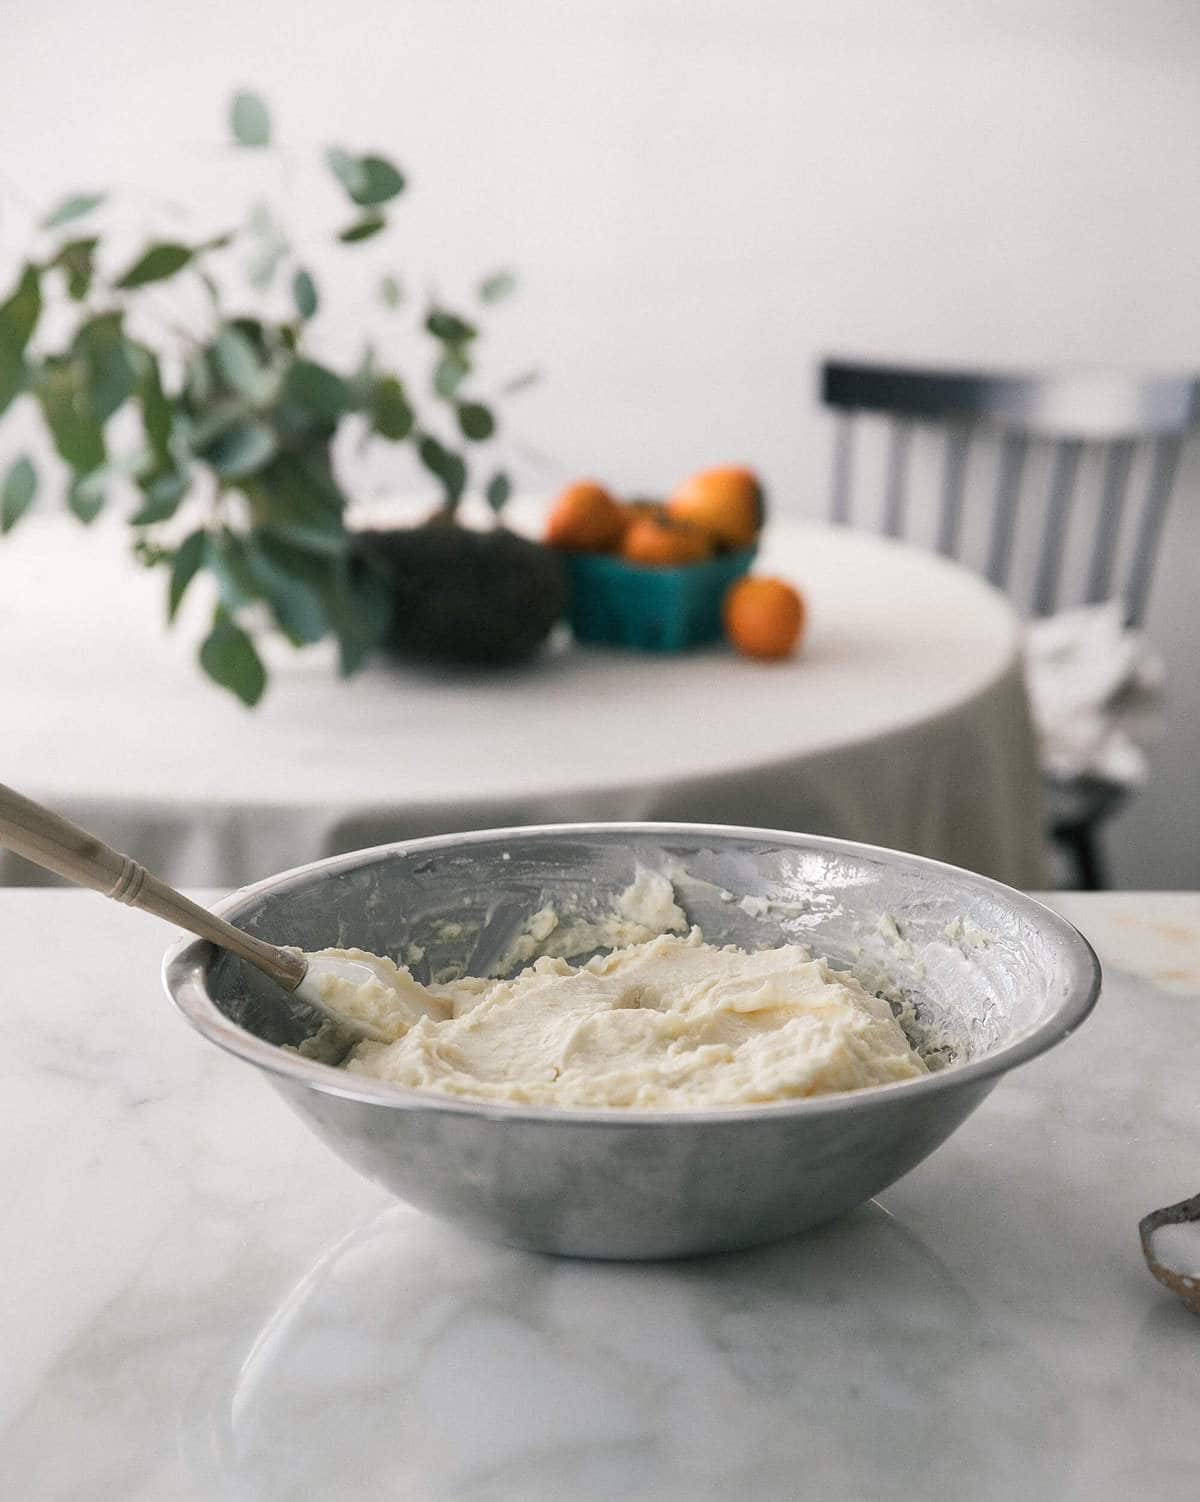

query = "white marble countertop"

[1,891,1197,1500]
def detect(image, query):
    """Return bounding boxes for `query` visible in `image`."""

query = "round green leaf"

[213,327,274,403]
[199,610,266,706]
[425,309,476,344]
[283,359,349,422]
[202,418,278,480]
[231,91,271,147]
[326,148,405,206]
[433,349,470,399]
[371,376,414,440]
[36,361,106,472]
[52,237,98,301]
[457,401,495,442]
[293,269,319,320]
[67,469,106,524]
[479,269,516,304]
[417,433,467,506]
[355,155,405,206]
[485,471,511,513]
[1,455,37,533]
[378,274,403,309]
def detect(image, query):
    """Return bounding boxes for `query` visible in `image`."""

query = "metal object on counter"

[163,823,1100,1260]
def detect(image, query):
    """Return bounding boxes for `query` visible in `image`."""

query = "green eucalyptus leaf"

[186,398,252,451]
[326,147,368,200]
[485,471,511,513]
[67,468,107,523]
[130,466,189,525]
[71,312,137,422]
[168,530,208,621]
[137,350,172,466]
[251,451,348,555]
[319,558,392,675]
[338,214,386,244]
[378,274,403,309]
[1,455,37,533]
[293,268,319,320]
[500,368,541,394]
[244,536,328,645]
[231,90,271,147]
[478,269,516,304]
[40,192,106,230]
[52,237,98,301]
[283,359,349,422]
[346,344,378,413]
[199,609,266,706]
[326,148,405,206]
[183,348,213,408]
[457,401,495,442]
[201,417,278,480]
[354,155,405,206]
[0,265,42,416]
[425,309,476,344]
[371,376,414,440]
[417,433,467,507]
[433,349,470,399]
[208,530,262,609]
[115,243,193,289]
[212,326,274,403]
[36,360,106,472]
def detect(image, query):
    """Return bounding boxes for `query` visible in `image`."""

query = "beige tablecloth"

[0,515,1044,888]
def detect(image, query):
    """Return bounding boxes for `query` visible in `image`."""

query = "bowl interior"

[198,826,1092,1085]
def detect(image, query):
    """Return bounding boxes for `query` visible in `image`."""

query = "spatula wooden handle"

[0,781,306,990]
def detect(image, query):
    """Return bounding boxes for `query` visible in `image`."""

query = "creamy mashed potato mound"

[319,926,927,1109]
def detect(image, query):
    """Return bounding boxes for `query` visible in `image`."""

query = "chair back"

[821,360,1200,624]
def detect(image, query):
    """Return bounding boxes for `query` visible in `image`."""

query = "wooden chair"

[820,359,1200,888]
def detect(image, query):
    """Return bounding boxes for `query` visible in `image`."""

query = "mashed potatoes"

[317,925,927,1110]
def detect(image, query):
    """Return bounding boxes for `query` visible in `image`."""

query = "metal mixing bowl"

[163,824,1100,1259]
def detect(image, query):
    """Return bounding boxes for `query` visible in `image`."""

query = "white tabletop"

[1,891,1197,1500]
[0,514,1044,887]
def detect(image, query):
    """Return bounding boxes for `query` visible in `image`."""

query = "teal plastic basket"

[565,547,756,651]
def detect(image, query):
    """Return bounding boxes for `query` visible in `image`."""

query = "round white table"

[0,515,1044,888]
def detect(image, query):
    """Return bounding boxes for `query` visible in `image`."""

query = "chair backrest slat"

[1126,435,1183,628]
[881,419,911,538]
[936,425,971,558]
[821,359,1197,623]
[986,431,1028,590]
[1033,439,1083,616]
[1085,438,1136,605]
[830,412,854,525]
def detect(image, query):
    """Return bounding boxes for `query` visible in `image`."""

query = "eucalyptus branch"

[0,87,527,706]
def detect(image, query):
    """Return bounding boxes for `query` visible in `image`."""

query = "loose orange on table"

[544,481,626,552]
[723,576,805,660]
[619,514,714,566]
[666,466,764,550]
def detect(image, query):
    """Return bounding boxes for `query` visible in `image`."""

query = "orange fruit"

[666,466,764,550]
[723,577,805,660]
[619,514,713,566]
[545,481,626,552]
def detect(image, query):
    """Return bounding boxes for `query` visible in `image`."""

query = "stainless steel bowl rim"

[162,822,1101,1126]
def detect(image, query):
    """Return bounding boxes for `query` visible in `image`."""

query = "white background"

[3,0,1197,886]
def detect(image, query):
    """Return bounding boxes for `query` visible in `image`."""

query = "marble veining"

[1,891,1197,1500]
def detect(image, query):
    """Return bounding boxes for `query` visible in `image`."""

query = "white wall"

[4,0,1198,885]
